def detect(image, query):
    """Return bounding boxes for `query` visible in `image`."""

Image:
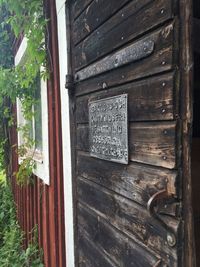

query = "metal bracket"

[65,74,74,94]
[147,189,177,247]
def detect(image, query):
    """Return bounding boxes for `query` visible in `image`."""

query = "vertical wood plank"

[49,1,66,266]
[37,179,43,249]
[42,185,51,267]
[179,0,196,266]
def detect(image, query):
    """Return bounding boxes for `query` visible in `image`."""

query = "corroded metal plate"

[89,94,128,164]
[75,38,154,81]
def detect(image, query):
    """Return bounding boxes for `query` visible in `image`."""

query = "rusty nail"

[167,233,176,247]
[102,82,107,89]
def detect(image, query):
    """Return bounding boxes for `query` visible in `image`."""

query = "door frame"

[179,0,196,266]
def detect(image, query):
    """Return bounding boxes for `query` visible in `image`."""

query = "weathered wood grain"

[75,22,175,95]
[77,177,179,264]
[76,72,175,123]
[129,122,176,169]
[76,124,89,152]
[71,0,94,20]
[73,0,131,45]
[76,121,176,169]
[179,0,196,266]
[78,203,161,267]
[74,0,174,70]
[69,0,187,266]
[77,151,178,209]
[79,230,118,267]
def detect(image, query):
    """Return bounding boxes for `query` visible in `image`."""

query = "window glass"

[34,74,42,151]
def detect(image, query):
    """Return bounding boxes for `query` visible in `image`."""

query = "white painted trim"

[56,0,66,14]
[15,38,50,185]
[15,37,28,66]
[33,75,50,185]
[56,2,75,267]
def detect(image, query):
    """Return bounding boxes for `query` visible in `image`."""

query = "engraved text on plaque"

[89,94,128,164]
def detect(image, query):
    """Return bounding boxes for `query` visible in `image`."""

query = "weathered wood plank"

[76,72,175,123]
[129,122,176,169]
[179,0,195,266]
[78,204,161,267]
[73,0,131,45]
[79,231,116,267]
[71,0,94,21]
[77,177,179,265]
[74,0,174,70]
[77,124,89,152]
[76,121,176,169]
[77,152,178,209]
[75,22,175,96]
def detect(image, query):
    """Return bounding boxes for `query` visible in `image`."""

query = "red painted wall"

[11,0,66,266]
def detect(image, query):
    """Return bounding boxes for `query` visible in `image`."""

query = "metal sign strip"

[75,37,155,82]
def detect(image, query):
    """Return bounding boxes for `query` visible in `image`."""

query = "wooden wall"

[67,0,195,266]
[69,0,181,266]
[10,0,66,266]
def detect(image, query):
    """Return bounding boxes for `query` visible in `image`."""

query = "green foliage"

[0,178,44,266]
[0,1,46,264]
[0,0,48,184]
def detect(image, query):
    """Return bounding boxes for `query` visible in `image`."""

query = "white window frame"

[15,37,50,185]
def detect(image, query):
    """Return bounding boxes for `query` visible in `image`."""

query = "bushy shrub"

[0,174,43,267]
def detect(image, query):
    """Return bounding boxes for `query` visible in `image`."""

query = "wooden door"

[66,0,195,266]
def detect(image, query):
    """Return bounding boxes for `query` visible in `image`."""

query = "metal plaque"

[75,38,154,81]
[89,94,128,164]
